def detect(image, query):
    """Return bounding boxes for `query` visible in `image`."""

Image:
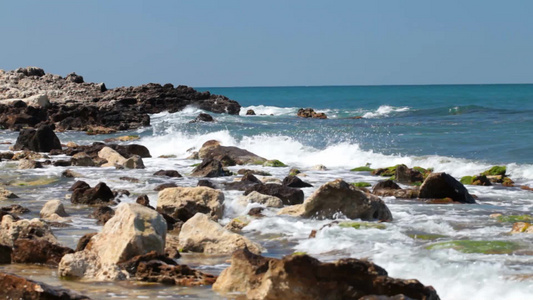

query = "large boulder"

[178,213,262,255]
[0,271,90,300]
[13,125,61,152]
[419,173,476,204]
[58,203,167,281]
[12,239,73,266]
[244,184,304,206]
[191,158,231,177]
[395,164,424,184]
[71,182,115,205]
[157,187,224,221]
[213,248,440,300]
[278,179,392,221]
[372,180,418,199]
[98,146,144,169]
[282,175,313,188]
[40,199,68,219]
[0,215,58,247]
[198,140,267,165]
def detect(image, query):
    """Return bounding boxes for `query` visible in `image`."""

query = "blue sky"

[1,1,532,87]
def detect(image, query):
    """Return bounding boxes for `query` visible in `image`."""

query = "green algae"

[426,240,521,254]
[407,233,447,241]
[263,159,287,167]
[11,177,60,187]
[496,215,533,223]
[352,182,371,188]
[460,176,474,185]
[291,251,307,256]
[338,221,386,230]
[350,166,375,172]
[481,166,507,177]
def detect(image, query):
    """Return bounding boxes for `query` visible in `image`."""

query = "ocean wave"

[362,105,410,118]
[239,105,297,116]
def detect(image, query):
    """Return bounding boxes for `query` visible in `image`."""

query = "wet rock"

[1,204,30,215]
[40,199,68,219]
[12,239,74,266]
[278,179,393,221]
[59,203,167,281]
[191,158,231,177]
[71,182,115,205]
[13,125,61,152]
[0,271,91,300]
[282,175,313,188]
[136,194,152,208]
[71,152,95,167]
[118,250,177,276]
[178,213,262,255]
[18,159,43,169]
[395,164,424,184]
[111,144,151,158]
[244,183,304,206]
[0,187,18,200]
[198,140,267,165]
[246,109,256,115]
[154,183,178,191]
[248,207,265,217]
[153,170,182,177]
[136,260,217,286]
[120,176,140,183]
[75,233,97,252]
[297,108,327,119]
[197,179,216,189]
[0,215,58,247]
[372,180,419,199]
[213,248,440,300]
[225,216,251,233]
[189,113,215,123]
[419,173,476,204]
[53,159,72,167]
[90,206,115,225]
[62,169,82,178]
[239,191,283,208]
[157,186,224,221]
[69,180,90,191]
[510,222,533,234]
[237,168,272,176]
[0,244,12,264]
[99,146,144,169]
[225,172,262,191]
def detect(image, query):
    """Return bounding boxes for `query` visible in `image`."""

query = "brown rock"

[244,183,304,206]
[71,182,115,205]
[153,170,182,177]
[12,239,73,266]
[89,206,115,225]
[419,173,475,204]
[0,244,12,264]
[191,159,231,177]
[297,108,327,119]
[75,233,97,252]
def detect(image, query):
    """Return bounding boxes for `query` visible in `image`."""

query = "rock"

[154,183,178,191]
[0,215,58,247]
[312,164,328,171]
[118,250,177,276]
[62,169,82,178]
[157,186,224,221]
[71,182,115,205]
[419,173,476,204]
[12,239,74,266]
[135,260,217,286]
[225,172,262,191]
[69,180,90,191]
[1,204,29,215]
[120,176,140,183]
[395,164,424,184]
[238,168,272,176]
[0,187,18,200]
[372,180,419,199]
[248,207,265,217]
[244,184,304,206]
[66,72,84,83]
[212,248,440,300]
[99,146,145,168]
[297,108,327,119]
[103,135,140,143]
[18,159,43,169]
[189,113,215,123]
[153,170,182,177]
[178,213,262,255]
[75,233,97,252]
[197,179,216,189]
[17,66,45,77]
[123,154,145,169]
[136,194,152,208]
[198,140,267,165]
[40,199,68,219]
[191,158,232,177]
[0,271,91,300]
[25,94,51,108]
[86,126,116,135]
[59,203,167,281]
[90,206,115,224]
[13,125,61,152]
[71,152,95,167]
[239,191,283,208]
[0,244,12,264]
[111,144,151,158]
[53,159,72,166]
[510,222,533,234]
[246,109,256,115]
[282,175,313,188]
[278,179,392,221]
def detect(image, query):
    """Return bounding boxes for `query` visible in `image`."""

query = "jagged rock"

[153,170,182,177]
[69,180,90,191]
[0,271,91,300]
[372,180,419,199]
[118,250,177,276]
[1,205,29,215]
[189,113,215,123]
[75,233,97,252]
[246,109,256,115]
[191,158,231,177]
[395,164,424,184]
[239,191,283,208]
[18,159,43,169]
[225,172,262,191]
[0,215,58,247]
[278,179,392,221]
[198,140,267,165]
[213,248,440,300]
[178,213,262,255]
[66,72,84,83]
[419,173,476,204]
[99,146,144,169]
[40,199,68,219]
[136,260,217,286]
[71,182,115,205]
[282,175,313,188]
[0,244,12,264]
[12,239,73,266]
[59,203,167,281]
[90,206,115,225]
[71,152,95,166]
[0,187,18,201]
[297,108,327,119]
[244,184,304,205]
[197,179,217,189]
[136,194,152,208]
[13,125,61,152]
[157,186,224,221]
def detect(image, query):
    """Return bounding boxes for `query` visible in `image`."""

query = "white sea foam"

[239,105,297,116]
[362,105,410,118]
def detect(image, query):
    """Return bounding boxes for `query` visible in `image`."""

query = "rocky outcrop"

[189,113,215,123]
[153,170,182,178]
[213,248,440,300]
[0,187,18,201]
[40,199,68,219]
[0,215,58,247]
[198,140,267,166]
[244,184,304,206]
[11,239,73,266]
[191,158,232,177]
[278,179,392,221]
[157,187,224,221]
[0,271,91,300]
[13,125,61,152]
[90,206,115,225]
[178,213,262,255]
[225,172,262,191]
[239,191,283,208]
[98,146,144,169]
[395,164,424,184]
[71,182,115,205]
[419,173,476,204]
[58,203,167,281]
[0,67,241,131]
[297,108,327,119]
[372,180,418,199]
[282,175,313,188]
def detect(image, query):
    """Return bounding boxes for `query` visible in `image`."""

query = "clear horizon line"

[195,82,533,89]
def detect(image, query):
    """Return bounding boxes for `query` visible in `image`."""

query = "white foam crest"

[362,105,410,118]
[239,105,297,116]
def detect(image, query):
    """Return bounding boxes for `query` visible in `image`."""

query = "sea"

[1,84,532,299]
